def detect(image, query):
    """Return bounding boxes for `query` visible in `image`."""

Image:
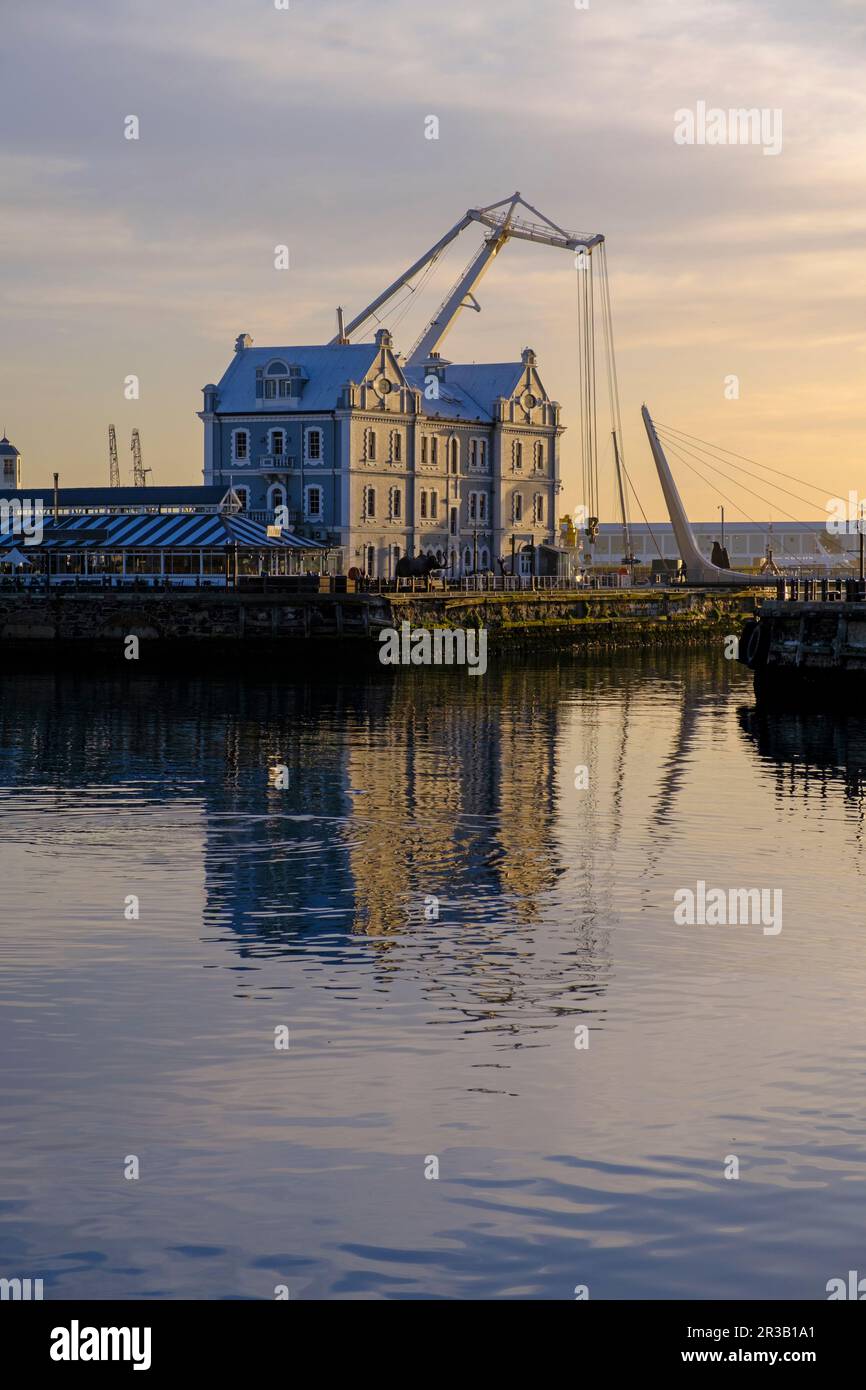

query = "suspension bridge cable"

[654,421,843,499]
[654,425,828,513]
[660,436,806,566]
[654,429,820,527]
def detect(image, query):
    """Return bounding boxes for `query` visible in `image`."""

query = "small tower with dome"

[0,434,21,490]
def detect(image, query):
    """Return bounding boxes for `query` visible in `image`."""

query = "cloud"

[2,0,865,509]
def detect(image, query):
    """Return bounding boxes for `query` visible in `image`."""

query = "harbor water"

[1,651,864,1300]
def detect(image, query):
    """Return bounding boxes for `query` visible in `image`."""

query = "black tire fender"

[744,619,769,670]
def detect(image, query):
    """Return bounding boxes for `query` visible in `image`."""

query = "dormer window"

[261,360,305,401]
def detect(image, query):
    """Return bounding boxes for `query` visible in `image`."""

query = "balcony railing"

[258,455,297,470]
[246,509,302,526]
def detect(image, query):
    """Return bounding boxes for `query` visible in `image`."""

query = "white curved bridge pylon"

[641,406,777,586]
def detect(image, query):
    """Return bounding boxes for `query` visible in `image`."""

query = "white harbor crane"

[333,191,635,558]
[332,191,603,365]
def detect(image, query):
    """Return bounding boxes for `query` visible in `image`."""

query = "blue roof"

[443,363,525,410]
[402,368,494,422]
[0,512,323,551]
[214,344,381,412]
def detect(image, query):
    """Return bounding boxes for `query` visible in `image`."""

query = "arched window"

[463,547,472,573]
[534,441,545,470]
[267,483,286,514]
[480,546,490,570]
[264,360,290,399]
[391,431,402,463]
[449,437,459,473]
[513,439,523,469]
[365,429,377,461]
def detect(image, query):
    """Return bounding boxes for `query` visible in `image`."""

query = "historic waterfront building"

[198,329,562,577]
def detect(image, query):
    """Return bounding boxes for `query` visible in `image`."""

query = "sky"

[2,0,865,520]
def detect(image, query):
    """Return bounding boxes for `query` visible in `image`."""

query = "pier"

[0,584,759,663]
[739,580,866,701]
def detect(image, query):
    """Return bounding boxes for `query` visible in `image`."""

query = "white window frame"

[305,427,323,462]
[364,485,376,520]
[269,428,285,458]
[232,428,249,463]
[304,484,323,521]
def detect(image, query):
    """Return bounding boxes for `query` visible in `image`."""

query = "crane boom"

[333,192,604,361]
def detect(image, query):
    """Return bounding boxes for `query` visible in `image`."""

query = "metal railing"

[776,577,866,602]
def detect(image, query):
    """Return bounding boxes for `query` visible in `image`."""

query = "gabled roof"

[444,363,526,410]
[214,344,382,412]
[402,368,493,422]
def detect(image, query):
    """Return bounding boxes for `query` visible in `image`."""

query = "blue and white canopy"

[0,512,324,552]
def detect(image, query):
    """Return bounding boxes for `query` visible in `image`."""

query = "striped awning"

[0,512,325,551]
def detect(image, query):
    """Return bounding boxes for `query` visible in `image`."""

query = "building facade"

[198,329,562,576]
